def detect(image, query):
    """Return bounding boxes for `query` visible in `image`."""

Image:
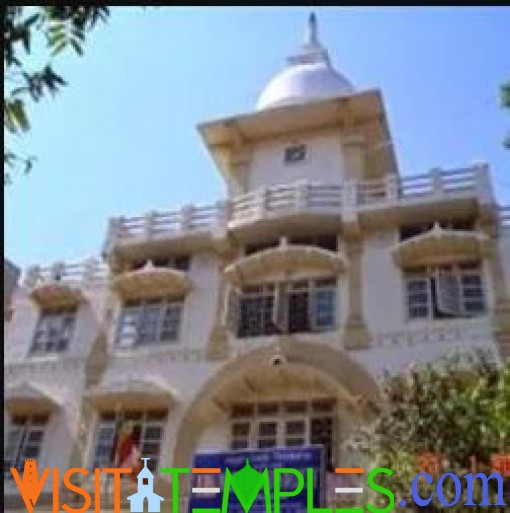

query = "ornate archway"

[172,338,380,467]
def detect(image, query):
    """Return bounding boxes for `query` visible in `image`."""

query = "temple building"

[4,13,510,511]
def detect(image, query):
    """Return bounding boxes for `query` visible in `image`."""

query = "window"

[245,234,337,256]
[245,240,280,257]
[238,284,278,338]
[230,399,335,469]
[4,414,49,476]
[92,409,166,471]
[30,307,77,354]
[284,143,307,164]
[290,234,338,252]
[399,219,476,242]
[405,263,486,320]
[116,296,183,347]
[233,278,336,338]
[131,255,190,272]
[312,279,337,329]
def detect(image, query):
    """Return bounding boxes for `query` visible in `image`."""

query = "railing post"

[294,179,309,212]
[385,174,399,203]
[117,216,125,236]
[212,199,231,240]
[105,217,119,248]
[500,207,510,230]
[341,179,358,222]
[83,258,99,283]
[144,210,156,239]
[215,199,231,228]
[51,261,65,282]
[430,167,443,197]
[24,265,41,287]
[107,218,119,256]
[256,187,267,219]
[180,205,194,232]
[473,162,494,204]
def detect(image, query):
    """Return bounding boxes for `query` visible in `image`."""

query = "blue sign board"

[188,446,324,513]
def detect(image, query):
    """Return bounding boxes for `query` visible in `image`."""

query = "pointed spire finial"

[287,12,331,67]
[305,11,319,47]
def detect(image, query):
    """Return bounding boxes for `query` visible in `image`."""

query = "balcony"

[23,258,107,307]
[103,165,501,255]
[392,223,489,268]
[112,260,191,300]
[224,241,347,286]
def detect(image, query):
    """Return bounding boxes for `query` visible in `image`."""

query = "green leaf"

[502,83,510,109]
[70,38,83,55]
[47,22,65,33]
[71,26,86,41]
[4,6,111,184]
[4,104,17,133]
[10,98,30,131]
[21,30,31,53]
[48,31,67,47]
[50,39,67,56]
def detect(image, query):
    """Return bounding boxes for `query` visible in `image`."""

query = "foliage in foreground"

[352,352,509,511]
[4,6,110,184]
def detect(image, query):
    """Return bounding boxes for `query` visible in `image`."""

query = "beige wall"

[247,133,347,191]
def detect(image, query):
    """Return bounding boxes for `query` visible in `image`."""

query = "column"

[342,136,366,181]
[206,256,234,361]
[227,148,251,196]
[343,237,370,350]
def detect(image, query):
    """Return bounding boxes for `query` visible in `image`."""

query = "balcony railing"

[104,201,229,251]
[500,206,510,229]
[23,258,107,287]
[101,164,498,251]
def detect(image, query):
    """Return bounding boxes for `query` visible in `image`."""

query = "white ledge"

[30,282,84,308]
[85,377,179,409]
[112,261,191,299]
[224,243,348,285]
[392,224,490,268]
[5,381,62,412]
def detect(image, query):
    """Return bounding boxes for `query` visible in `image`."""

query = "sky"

[5,6,510,270]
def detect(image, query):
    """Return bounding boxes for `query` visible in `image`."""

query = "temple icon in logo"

[127,458,164,513]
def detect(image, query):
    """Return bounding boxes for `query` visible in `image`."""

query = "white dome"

[257,61,354,110]
[256,13,354,111]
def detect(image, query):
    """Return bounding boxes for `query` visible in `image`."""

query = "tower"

[199,13,399,198]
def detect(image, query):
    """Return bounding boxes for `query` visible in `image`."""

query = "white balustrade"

[23,259,107,286]
[499,206,510,229]
[30,166,505,269]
